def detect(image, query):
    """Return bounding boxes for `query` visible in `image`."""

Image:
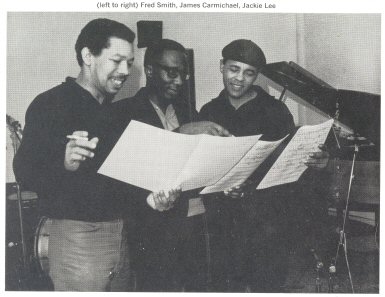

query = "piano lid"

[261,61,380,150]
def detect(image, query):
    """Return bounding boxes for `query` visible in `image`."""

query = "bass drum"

[34,217,52,275]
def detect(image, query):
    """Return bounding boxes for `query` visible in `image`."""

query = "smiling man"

[199,39,329,292]
[13,19,137,291]
[200,39,294,138]
[113,39,231,292]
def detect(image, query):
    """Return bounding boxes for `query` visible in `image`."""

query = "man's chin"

[227,90,245,99]
[107,87,122,95]
[165,92,179,101]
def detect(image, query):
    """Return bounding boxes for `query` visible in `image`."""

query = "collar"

[216,85,268,110]
[65,77,110,105]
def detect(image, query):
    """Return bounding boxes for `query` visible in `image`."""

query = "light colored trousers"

[47,218,130,291]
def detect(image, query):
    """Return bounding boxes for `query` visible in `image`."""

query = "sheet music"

[98,120,198,191]
[256,119,334,190]
[98,120,261,192]
[175,133,262,190]
[200,136,287,194]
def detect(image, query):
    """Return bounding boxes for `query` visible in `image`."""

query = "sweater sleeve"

[13,94,69,192]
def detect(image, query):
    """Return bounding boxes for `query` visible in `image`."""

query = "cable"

[343,235,355,293]
[202,213,212,285]
[374,223,379,250]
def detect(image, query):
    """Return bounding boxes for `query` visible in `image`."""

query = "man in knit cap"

[199,39,329,292]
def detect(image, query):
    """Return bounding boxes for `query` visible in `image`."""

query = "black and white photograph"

[3,2,381,294]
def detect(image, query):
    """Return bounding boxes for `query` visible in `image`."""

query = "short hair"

[75,18,135,66]
[144,39,186,67]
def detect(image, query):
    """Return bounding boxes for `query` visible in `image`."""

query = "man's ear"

[81,47,92,66]
[220,59,225,73]
[144,65,153,78]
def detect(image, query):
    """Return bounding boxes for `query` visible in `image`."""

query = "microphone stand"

[332,143,359,294]
[310,248,324,292]
[328,260,336,293]
[15,181,29,279]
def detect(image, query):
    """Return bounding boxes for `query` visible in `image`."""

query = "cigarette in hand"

[66,135,89,141]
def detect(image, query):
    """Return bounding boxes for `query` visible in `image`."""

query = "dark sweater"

[199,86,295,140]
[13,78,137,221]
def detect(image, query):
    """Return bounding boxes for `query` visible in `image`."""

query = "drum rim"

[34,216,49,274]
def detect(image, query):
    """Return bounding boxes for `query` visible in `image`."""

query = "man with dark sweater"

[13,18,175,291]
[199,39,329,292]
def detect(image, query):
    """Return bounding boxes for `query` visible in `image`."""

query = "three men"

[13,19,329,292]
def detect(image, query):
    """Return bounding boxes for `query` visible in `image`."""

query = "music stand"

[6,116,30,288]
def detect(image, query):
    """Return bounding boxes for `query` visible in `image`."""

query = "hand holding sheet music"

[200,136,287,194]
[256,119,334,189]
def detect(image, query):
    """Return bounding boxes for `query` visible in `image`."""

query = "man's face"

[151,49,187,101]
[220,59,258,100]
[89,37,134,98]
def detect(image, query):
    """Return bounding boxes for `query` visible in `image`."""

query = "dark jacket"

[112,87,199,218]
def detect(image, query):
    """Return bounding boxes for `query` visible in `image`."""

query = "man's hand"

[223,181,250,199]
[178,121,231,137]
[64,131,99,171]
[304,144,329,170]
[147,188,182,212]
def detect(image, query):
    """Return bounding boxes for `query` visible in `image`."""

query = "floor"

[5,201,379,293]
[283,219,379,293]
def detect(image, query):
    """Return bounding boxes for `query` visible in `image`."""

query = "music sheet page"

[98,120,262,192]
[256,119,334,190]
[175,133,262,190]
[200,136,287,194]
[98,120,199,191]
